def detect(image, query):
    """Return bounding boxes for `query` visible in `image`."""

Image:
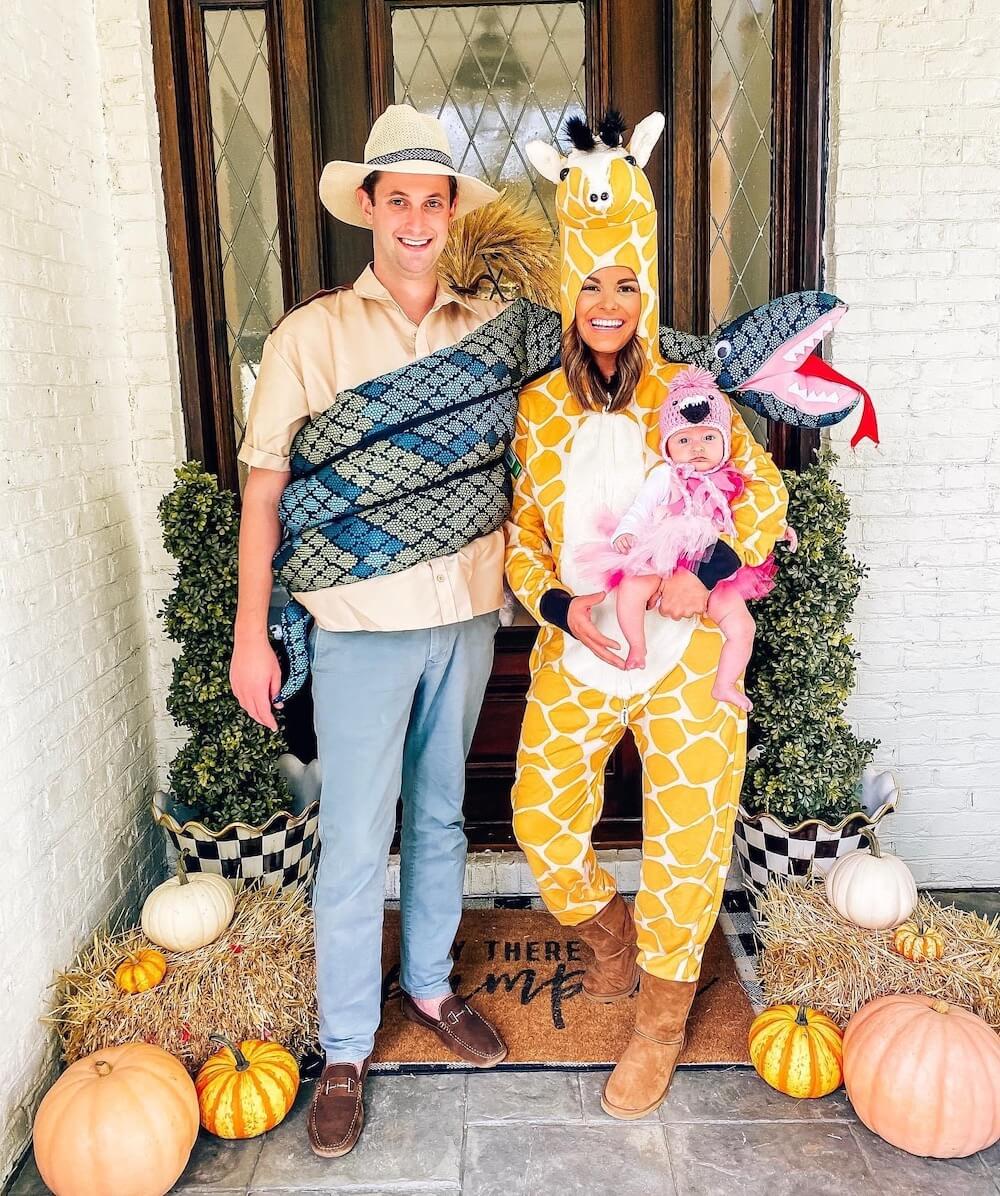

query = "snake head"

[708,291,865,428]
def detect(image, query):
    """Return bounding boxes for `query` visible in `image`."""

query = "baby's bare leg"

[616,574,661,669]
[706,587,756,711]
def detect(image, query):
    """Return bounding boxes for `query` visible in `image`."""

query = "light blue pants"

[310,612,499,1062]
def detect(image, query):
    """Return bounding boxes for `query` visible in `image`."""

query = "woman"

[508,112,788,1119]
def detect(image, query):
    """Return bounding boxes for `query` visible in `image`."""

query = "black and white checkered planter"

[733,768,900,909]
[153,792,320,892]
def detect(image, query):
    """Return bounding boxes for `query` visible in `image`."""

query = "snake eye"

[714,339,732,362]
[559,167,570,181]
[624,155,637,166]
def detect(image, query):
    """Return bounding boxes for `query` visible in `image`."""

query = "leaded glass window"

[709,0,774,328]
[204,7,284,481]
[391,3,586,235]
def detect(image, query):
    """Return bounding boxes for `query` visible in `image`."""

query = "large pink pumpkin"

[32,1043,200,1196]
[844,994,1000,1158]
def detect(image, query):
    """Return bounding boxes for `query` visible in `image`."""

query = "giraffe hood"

[527,110,666,363]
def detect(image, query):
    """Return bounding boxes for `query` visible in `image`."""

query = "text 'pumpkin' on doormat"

[369,906,754,1070]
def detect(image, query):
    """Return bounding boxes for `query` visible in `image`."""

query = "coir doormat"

[370,906,753,1070]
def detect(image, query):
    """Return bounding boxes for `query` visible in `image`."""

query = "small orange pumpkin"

[196,1034,299,1139]
[749,1003,844,1098]
[114,948,168,993]
[891,920,945,962]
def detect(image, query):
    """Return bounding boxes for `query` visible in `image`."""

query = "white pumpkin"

[824,831,917,930]
[141,851,236,951]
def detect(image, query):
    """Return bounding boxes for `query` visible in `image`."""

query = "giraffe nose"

[589,191,610,203]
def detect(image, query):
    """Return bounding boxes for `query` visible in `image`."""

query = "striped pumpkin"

[195,1035,299,1139]
[891,920,945,962]
[749,1004,844,1099]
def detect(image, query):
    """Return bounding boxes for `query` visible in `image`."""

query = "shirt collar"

[353,264,478,316]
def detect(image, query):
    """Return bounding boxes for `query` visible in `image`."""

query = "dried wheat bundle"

[47,886,318,1073]
[758,880,1000,1030]
[440,192,559,308]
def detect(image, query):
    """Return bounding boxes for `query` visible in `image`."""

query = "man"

[231,106,510,1159]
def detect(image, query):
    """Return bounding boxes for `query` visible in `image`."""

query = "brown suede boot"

[573,893,640,1003]
[601,972,697,1119]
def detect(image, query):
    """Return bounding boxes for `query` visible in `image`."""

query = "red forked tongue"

[798,354,879,448]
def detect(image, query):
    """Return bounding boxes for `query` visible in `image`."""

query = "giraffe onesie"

[508,118,788,985]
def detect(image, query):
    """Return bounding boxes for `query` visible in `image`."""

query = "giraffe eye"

[624,155,637,166]
[559,167,570,181]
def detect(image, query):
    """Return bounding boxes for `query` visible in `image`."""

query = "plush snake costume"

[273,299,559,700]
[273,130,871,702]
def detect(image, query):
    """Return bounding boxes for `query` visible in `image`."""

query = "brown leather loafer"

[307,1057,370,1157]
[400,993,507,1067]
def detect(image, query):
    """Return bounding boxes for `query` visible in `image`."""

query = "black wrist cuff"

[539,588,574,635]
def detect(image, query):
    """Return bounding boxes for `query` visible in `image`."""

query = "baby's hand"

[613,534,636,554]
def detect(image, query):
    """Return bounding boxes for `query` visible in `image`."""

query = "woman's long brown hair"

[561,322,647,413]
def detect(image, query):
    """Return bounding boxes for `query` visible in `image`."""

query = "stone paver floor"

[11,1066,1000,1195]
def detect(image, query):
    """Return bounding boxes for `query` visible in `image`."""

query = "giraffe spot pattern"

[505,125,783,981]
[512,628,747,981]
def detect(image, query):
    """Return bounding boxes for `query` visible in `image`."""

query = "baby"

[577,367,792,710]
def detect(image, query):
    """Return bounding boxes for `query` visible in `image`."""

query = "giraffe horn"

[565,115,596,152]
[598,109,627,148]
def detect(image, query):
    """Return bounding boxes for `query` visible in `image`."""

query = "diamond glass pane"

[204,8,284,485]
[711,0,774,442]
[391,4,585,236]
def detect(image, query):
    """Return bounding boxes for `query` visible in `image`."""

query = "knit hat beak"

[659,366,732,465]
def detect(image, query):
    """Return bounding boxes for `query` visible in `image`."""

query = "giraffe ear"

[627,112,665,168]
[525,140,566,184]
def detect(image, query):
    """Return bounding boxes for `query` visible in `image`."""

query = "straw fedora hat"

[319,105,500,228]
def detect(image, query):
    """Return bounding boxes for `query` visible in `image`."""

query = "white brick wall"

[0,0,183,1183]
[827,0,1000,886]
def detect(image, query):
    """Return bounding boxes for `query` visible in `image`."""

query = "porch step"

[385,849,684,900]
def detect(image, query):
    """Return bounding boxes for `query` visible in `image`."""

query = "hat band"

[366,147,455,170]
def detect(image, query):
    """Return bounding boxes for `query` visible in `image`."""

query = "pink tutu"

[576,508,719,591]
[713,553,778,602]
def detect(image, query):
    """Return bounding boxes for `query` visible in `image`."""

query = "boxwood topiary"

[744,448,878,825]
[159,462,290,828]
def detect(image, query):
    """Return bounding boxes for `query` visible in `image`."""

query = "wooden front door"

[315,0,669,848]
[151,0,830,848]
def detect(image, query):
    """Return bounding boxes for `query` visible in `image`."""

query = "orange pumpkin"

[114,949,168,993]
[195,1034,299,1139]
[891,920,945,962]
[32,1043,199,1196]
[748,1004,844,1098]
[844,994,1000,1157]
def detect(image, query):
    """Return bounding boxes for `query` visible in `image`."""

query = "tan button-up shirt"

[238,265,508,632]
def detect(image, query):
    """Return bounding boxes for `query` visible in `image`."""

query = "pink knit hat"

[658,366,732,466]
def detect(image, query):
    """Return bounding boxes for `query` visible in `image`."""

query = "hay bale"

[758,880,1000,1030]
[47,887,317,1073]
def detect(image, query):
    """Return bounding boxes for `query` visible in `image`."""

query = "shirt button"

[436,573,445,582]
